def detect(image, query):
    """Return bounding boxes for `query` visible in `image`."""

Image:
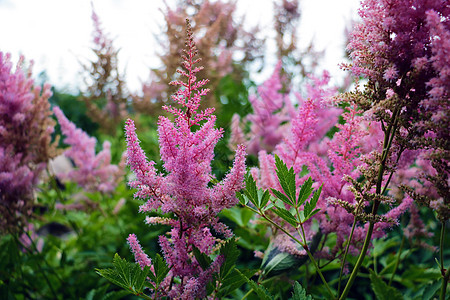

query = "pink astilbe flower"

[53,106,123,193]
[125,20,246,298]
[231,62,291,155]
[127,233,152,270]
[344,0,449,220]
[0,52,58,233]
[231,65,339,158]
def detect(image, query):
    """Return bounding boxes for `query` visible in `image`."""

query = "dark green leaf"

[304,185,322,218]
[193,247,212,270]
[292,281,313,300]
[236,269,273,300]
[237,192,248,206]
[219,238,240,278]
[309,185,322,211]
[216,269,256,298]
[369,270,403,300]
[262,249,300,275]
[95,253,150,296]
[244,174,259,208]
[274,155,296,204]
[271,188,294,207]
[304,209,321,222]
[297,177,313,206]
[421,281,441,300]
[152,253,170,286]
[260,190,271,209]
[271,207,298,227]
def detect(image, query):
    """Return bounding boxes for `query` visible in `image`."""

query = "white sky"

[0,0,361,93]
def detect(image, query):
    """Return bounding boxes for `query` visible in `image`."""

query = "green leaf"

[421,280,441,300]
[271,207,298,227]
[260,190,271,209]
[304,185,322,218]
[244,174,259,208]
[152,253,170,287]
[216,269,256,298]
[309,185,322,211]
[220,206,254,227]
[292,281,313,300]
[271,188,294,207]
[237,192,248,206]
[274,155,296,204]
[369,270,403,300]
[193,247,212,270]
[219,238,240,279]
[297,177,313,206]
[261,247,300,275]
[95,253,150,296]
[236,269,273,300]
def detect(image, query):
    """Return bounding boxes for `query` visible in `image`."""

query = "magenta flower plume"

[53,106,123,193]
[125,20,246,298]
[230,62,293,155]
[0,52,57,233]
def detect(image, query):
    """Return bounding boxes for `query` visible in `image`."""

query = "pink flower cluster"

[246,63,412,256]
[125,21,246,298]
[53,106,123,193]
[0,52,56,233]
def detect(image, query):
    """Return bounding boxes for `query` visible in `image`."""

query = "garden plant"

[0,0,448,299]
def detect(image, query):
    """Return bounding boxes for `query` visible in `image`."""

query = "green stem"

[440,221,448,300]
[338,219,357,295]
[388,235,405,286]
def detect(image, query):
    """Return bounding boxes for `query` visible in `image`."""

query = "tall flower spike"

[125,19,246,298]
[53,106,123,193]
[0,52,58,233]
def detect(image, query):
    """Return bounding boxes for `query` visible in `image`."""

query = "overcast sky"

[0,0,361,93]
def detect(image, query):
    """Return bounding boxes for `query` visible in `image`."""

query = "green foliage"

[237,269,274,300]
[292,282,314,300]
[369,270,403,300]
[215,239,257,298]
[96,254,152,297]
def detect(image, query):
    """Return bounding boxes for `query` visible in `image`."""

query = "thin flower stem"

[440,221,448,300]
[244,205,335,298]
[388,235,405,286]
[338,219,357,294]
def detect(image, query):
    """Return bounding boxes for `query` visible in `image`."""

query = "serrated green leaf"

[236,269,273,300]
[304,185,321,218]
[219,238,240,279]
[304,209,321,222]
[271,207,298,227]
[369,270,403,300]
[297,177,313,206]
[275,155,296,204]
[260,190,271,209]
[216,269,256,298]
[292,281,313,300]
[152,253,170,286]
[237,192,248,206]
[244,174,259,208]
[95,253,150,296]
[271,188,294,206]
[309,185,322,210]
[193,247,212,270]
